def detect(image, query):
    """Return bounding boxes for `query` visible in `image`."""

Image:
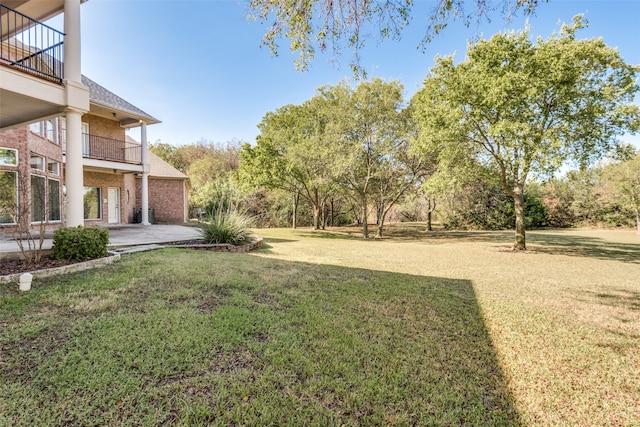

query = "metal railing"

[0,4,64,82]
[82,134,142,165]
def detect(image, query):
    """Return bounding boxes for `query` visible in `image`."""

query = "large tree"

[248,0,545,73]
[412,16,639,250]
[602,152,640,233]
[239,100,339,229]
[328,79,425,238]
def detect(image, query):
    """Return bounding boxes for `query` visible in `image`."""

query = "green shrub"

[52,226,109,260]
[199,209,252,245]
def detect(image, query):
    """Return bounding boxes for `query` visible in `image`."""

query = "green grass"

[1,224,639,425]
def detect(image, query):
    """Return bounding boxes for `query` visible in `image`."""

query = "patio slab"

[0,224,202,261]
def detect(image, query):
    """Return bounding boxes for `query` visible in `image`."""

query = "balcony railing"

[82,133,142,165]
[0,4,64,82]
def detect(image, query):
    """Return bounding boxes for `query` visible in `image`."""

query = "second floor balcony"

[82,134,142,165]
[0,3,64,82]
[64,133,142,165]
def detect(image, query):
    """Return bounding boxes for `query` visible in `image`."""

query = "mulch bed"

[0,256,77,276]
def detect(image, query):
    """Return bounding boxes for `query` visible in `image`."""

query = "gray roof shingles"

[81,75,159,124]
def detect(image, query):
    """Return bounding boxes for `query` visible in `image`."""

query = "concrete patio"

[0,224,202,260]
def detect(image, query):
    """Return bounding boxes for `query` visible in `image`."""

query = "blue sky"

[48,0,640,148]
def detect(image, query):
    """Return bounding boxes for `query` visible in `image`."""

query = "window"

[29,121,42,135]
[61,120,90,155]
[0,171,17,224]
[48,179,61,221]
[61,117,66,151]
[30,154,45,171]
[0,148,17,166]
[1,148,17,166]
[47,159,60,175]
[29,119,58,143]
[83,187,102,220]
[30,175,46,222]
[46,119,57,143]
[82,122,90,156]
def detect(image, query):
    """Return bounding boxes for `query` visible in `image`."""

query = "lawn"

[1,225,638,426]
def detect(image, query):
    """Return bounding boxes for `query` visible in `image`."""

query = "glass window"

[61,117,67,152]
[30,154,45,171]
[47,159,60,175]
[82,123,90,156]
[29,121,42,135]
[0,171,17,224]
[48,179,61,221]
[83,187,102,220]
[0,148,17,166]
[46,119,57,143]
[31,175,46,223]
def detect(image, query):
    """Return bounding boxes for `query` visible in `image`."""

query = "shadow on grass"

[528,231,640,264]
[294,230,360,240]
[0,251,521,425]
[577,288,640,312]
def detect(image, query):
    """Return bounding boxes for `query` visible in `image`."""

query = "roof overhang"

[1,1,89,28]
[89,101,161,128]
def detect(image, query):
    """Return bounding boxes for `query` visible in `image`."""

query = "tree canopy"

[240,79,427,236]
[248,0,547,73]
[412,15,639,249]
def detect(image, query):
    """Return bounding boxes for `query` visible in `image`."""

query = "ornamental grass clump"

[198,207,252,245]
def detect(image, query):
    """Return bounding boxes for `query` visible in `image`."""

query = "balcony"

[0,4,64,82]
[81,133,142,165]
[64,133,141,165]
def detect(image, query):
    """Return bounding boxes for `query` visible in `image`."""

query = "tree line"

[151,16,639,249]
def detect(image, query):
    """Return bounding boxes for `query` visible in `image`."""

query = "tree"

[239,100,339,229]
[187,141,242,213]
[412,16,639,250]
[149,140,212,174]
[248,0,546,73]
[602,152,640,233]
[328,79,425,238]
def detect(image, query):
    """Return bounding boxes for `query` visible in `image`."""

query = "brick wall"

[0,126,63,233]
[83,170,124,226]
[82,115,124,140]
[135,178,187,223]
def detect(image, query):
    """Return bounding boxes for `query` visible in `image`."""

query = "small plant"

[198,207,252,245]
[52,226,109,260]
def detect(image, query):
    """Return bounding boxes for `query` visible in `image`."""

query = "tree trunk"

[292,194,298,229]
[427,197,434,231]
[636,209,640,235]
[375,211,387,238]
[330,198,334,227]
[513,186,527,250]
[362,198,369,238]
[320,200,326,230]
[312,188,320,230]
[313,205,320,230]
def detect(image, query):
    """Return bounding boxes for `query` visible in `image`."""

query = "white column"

[63,0,81,82]
[65,109,84,227]
[140,122,150,225]
[63,0,86,227]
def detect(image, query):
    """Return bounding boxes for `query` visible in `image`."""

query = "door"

[81,122,90,156]
[108,187,120,224]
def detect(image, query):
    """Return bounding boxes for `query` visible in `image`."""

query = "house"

[1,1,187,232]
[133,138,189,224]
[1,0,91,228]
